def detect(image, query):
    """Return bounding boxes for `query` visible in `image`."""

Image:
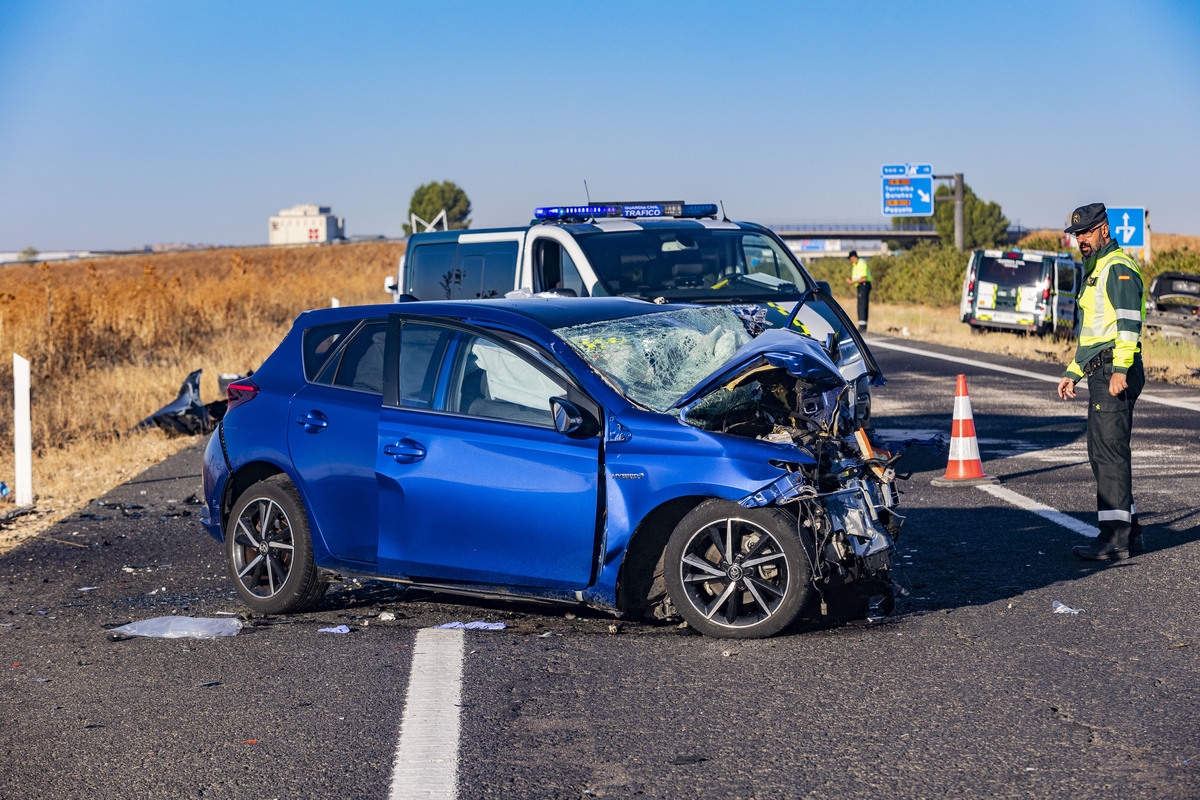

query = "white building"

[269,204,345,245]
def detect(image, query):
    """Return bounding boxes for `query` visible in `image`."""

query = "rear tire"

[664,500,813,639]
[226,476,326,614]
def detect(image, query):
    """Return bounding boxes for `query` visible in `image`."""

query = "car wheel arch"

[614,495,710,617]
[221,461,290,534]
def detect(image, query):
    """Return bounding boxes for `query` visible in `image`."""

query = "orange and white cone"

[931,374,1000,487]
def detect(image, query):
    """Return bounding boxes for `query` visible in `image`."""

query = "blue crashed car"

[202,296,902,638]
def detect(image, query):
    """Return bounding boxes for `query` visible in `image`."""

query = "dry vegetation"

[0,242,402,551]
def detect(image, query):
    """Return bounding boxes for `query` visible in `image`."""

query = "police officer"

[1056,203,1145,561]
[846,250,872,333]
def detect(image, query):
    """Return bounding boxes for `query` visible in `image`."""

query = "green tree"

[404,181,471,235]
[19,246,39,262]
[891,182,1009,250]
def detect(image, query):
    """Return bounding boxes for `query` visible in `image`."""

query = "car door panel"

[376,410,601,589]
[376,317,602,589]
[287,383,381,564]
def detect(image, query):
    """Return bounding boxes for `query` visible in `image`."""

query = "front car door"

[376,315,603,589]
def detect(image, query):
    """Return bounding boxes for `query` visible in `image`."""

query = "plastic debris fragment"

[108,616,243,639]
[318,625,351,634]
[433,621,506,630]
[1052,601,1081,614]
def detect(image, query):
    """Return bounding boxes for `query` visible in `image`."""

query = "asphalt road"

[1,336,1197,799]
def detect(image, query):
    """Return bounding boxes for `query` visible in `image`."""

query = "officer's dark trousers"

[856,282,871,332]
[1086,352,1144,547]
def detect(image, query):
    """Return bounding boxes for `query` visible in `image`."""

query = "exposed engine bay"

[683,363,918,621]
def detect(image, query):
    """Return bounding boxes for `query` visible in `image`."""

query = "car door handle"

[295,411,328,432]
[383,440,426,463]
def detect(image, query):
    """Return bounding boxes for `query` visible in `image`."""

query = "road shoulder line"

[868,338,1200,412]
[976,484,1098,539]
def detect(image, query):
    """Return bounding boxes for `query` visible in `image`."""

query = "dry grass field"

[0,241,402,551]
[1,238,1196,555]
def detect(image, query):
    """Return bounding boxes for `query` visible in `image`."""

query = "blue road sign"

[1106,207,1145,248]
[881,164,933,177]
[881,164,934,217]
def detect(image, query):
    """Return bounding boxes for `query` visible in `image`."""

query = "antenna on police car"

[720,201,730,222]
[583,180,592,204]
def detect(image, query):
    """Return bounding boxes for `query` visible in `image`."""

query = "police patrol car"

[959,247,1083,336]
[385,201,881,421]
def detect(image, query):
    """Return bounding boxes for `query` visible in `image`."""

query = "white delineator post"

[13,354,33,506]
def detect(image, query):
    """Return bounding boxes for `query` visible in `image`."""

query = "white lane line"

[976,484,1098,539]
[389,628,465,800]
[868,338,1200,412]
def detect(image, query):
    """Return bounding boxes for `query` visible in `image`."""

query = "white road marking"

[389,628,465,800]
[976,484,1098,539]
[868,338,1200,412]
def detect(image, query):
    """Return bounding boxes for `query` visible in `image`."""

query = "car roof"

[295,296,702,332]
[407,218,773,242]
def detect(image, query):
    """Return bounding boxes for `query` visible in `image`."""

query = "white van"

[386,201,883,422]
[959,248,1082,336]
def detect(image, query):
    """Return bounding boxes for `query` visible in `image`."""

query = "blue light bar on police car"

[534,202,719,221]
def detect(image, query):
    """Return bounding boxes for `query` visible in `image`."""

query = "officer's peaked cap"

[1064,203,1108,235]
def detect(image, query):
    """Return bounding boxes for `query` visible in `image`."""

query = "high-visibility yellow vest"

[851,258,871,283]
[1073,247,1144,373]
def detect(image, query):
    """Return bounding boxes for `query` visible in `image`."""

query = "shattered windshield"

[555,307,752,412]
[575,228,811,301]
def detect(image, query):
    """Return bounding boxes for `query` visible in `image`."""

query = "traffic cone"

[931,374,1000,487]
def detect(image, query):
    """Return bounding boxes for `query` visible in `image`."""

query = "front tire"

[226,476,326,614]
[664,500,813,639]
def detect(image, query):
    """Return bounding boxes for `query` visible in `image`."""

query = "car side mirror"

[551,397,593,438]
[816,281,832,295]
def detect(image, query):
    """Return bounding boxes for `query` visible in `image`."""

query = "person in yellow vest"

[1056,203,1146,561]
[845,250,871,332]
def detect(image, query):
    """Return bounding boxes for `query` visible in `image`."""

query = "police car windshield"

[575,228,811,301]
[977,255,1042,286]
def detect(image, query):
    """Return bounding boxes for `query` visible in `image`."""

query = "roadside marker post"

[13,353,33,507]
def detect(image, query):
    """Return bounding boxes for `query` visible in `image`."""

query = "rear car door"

[287,319,387,565]
[376,316,603,589]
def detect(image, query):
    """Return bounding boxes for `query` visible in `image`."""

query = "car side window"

[329,321,388,394]
[302,320,359,381]
[398,322,454,408]
[449,335,563,426]
[405,241,517,300]
[534,239,588,297]
[1057,261,1078,293]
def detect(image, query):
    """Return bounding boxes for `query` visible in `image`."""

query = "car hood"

[668,328,845,412]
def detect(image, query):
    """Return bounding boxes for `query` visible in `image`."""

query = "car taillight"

[967,269,975,293]
[1042,281,1051,301]
[226,379,259,411]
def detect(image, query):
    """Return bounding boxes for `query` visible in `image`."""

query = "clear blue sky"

[2,0,1198,251]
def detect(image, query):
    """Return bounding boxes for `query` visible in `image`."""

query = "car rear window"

[302,320,359,381]
[977,256,1043,287]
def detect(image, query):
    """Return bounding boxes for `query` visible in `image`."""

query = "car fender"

[587,409,813,606]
